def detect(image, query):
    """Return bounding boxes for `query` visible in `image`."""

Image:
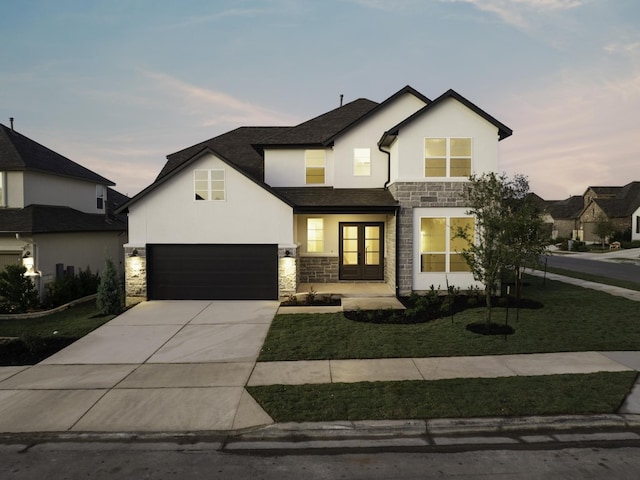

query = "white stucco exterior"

[390,98,500,183]
[128,153,294,246]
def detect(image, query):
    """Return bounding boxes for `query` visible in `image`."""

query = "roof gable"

[379,89,512,146]
[259,85,431,148]
[0,124,114,185]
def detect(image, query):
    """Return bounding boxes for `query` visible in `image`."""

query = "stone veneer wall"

[385,215,396,292]
[278,246,299,297]
[299,256,339,283]
[388,182,467,295]
[124,245,146,304]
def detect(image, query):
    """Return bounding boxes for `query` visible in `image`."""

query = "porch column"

[124,245,146,306]
[278,245,299,298]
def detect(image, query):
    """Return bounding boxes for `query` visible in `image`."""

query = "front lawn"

[248,371,638,422]
[0,300,114,365]
[259,277,640,361]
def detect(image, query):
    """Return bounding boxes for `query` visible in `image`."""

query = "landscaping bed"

[258,276,640,361]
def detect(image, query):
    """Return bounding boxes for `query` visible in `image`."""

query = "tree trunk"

[485,288,492,325]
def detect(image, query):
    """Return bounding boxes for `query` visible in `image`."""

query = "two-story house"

[117,86,512,302]
[0,122,128,297]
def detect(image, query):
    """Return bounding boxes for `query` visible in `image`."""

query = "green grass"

[259,277,640,361]
[545,266,640,291]
[248,371,638,422]
[0,301,114,365]
[0,300,113,338]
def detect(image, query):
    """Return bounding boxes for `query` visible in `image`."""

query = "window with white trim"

[307,218,324,252]
[96,185,105,210]
[353,148,371,176]
[0,172,5,207]
[305,150,325,184]
[424,137,472,178]
[195,169,225,201]
[420,216,474,272]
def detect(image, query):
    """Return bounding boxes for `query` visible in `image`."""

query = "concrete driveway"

[0,300,279,433]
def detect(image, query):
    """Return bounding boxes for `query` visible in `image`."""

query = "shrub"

[0,264,39,314]
[97,257,124,315]
[45,267,100,308]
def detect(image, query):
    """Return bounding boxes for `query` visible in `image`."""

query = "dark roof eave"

[293,205,398,214]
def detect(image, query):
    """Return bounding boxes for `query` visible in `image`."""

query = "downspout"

[378,139,400,297]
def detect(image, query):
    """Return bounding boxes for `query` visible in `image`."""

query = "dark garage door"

[147,244,278,300]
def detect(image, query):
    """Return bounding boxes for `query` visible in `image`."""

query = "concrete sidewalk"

[1,270,640,439]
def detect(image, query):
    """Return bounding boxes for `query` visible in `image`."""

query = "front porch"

[280,282,404,313]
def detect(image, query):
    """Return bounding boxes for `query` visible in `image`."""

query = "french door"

[339,222,384,280]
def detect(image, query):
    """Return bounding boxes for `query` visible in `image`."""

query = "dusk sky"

[1,0,638,200]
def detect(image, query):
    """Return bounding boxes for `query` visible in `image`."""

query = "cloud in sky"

[441,0,582,30]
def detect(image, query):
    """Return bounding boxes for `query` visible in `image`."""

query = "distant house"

[546,195,583,240]
[0,122,128,297]
[577,182,640,242]
[118,85,512,302]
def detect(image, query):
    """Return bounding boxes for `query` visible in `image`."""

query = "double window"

[424,138,472,178]
[420,217,474,272]
[195,169,225,201]
[305,150,325,184]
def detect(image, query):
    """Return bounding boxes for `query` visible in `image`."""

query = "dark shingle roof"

[548,195,584,219]
[0,205,127,234]
[272,187,398,213]
[591,182,640,218]
[0,124,114,185]
[158,126,289,182]
[261,99,379,147]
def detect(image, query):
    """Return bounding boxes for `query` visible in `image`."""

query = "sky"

[1,0,638,200]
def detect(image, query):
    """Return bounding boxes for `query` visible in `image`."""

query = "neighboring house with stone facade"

[0,122,128,298]
[577,182,640,242]
[117,86,512,302]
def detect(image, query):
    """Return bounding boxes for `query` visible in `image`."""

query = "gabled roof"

[117,144,295,214]
[587,182,640,218]
[548,195,583,220]
[0,124,114,185]
[379,89,513,146]
[272,187,398,213]
[159,126,289,182]
[0,205,126,234]
[259,85,430,148]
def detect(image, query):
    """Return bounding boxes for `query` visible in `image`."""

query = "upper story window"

[307,218,324,252]
[96,185,105,210]
[305,150,325,184]
[424,138,472,178]
[195,169,225,201]
[420,216,474,272]
[353,148,371,176]
[0,172,5,207]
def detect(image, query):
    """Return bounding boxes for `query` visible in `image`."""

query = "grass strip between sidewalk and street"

[259,277,640,361]
[544,266,640,291]
[248,371,638,422]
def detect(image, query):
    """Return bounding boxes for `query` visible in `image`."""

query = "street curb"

[2,414,640,452]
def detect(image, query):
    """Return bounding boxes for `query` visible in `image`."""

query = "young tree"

[97,257,124,315]
[455,173,547,324]
[0,264,39,313]
[593,213,616,250]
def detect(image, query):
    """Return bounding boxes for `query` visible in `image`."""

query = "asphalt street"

[3,442,640,479]
[544,254,640,283]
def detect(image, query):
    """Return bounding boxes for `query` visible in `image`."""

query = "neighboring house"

[117,86,512,302]
[577,182,640,242]
[546,195,583,240]
[0,122,128,297]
